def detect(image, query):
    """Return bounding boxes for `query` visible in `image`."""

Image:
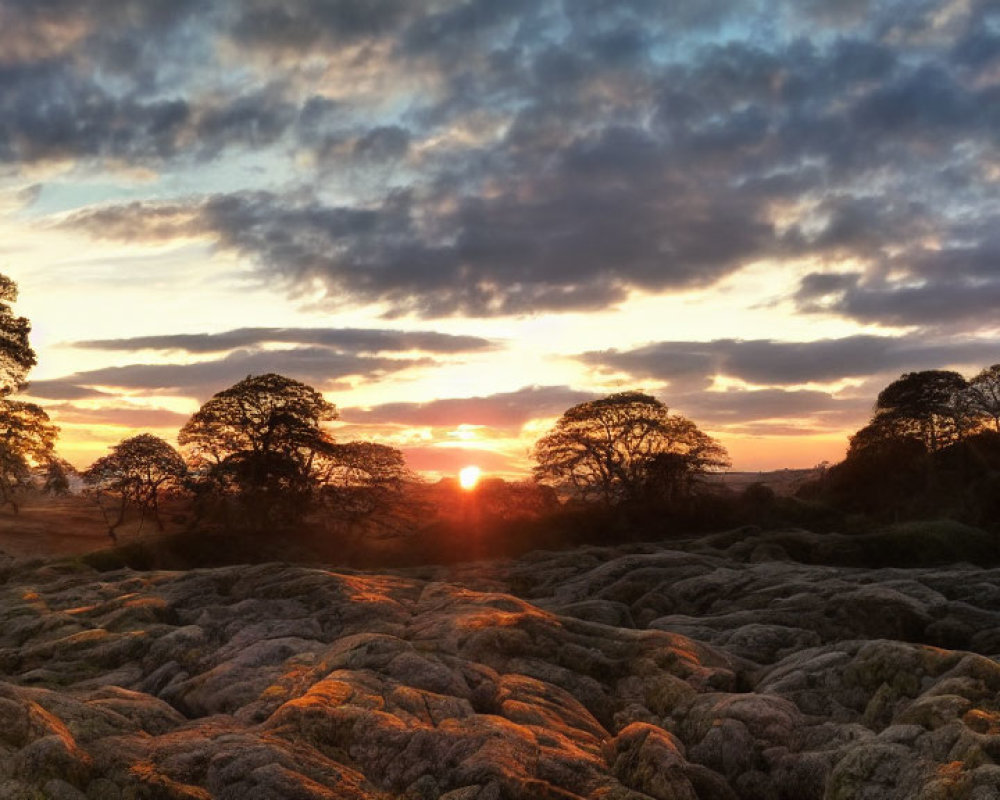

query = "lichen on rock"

[0,538,999,797]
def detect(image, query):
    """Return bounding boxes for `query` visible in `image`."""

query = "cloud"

[719,422,842,437]
[340,385,600,428]
[0,1,200,67]
[226,0,411,53]
[671,388,869,425]
[48,405,190,429]
[339,381,870,448]
[0,71,189,165]
[62,150,778,316]
[582,335,1000,387]
[7,0,1000,326]
[398,445,521,475]
[19,380,112,400]
[0,75,305,166]
[72,327,496,355]
[818,281,1000,328]
[797,241,1000,327]
[0,1,209,164]
[352,126,411,162]
[50,347,430,399]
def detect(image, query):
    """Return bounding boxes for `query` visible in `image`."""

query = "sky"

[1,0,998,477]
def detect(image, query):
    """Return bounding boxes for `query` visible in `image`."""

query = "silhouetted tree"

[873,370,972,451]
[942,430,1000,528]
[823,421,931,516]
[0,274,59,511]
[0,400,58,512]
[40,457,76,495]
[820,367,1000,525]
[638,424,730,506]
[475,478,559,521]
[968,364,1000,432]
[83,434,187,539]
[315,441,411,520]
[532,391,729,506]
[179,373,338,527]
[0,274,37,396]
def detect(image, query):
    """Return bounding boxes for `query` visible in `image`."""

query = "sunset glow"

[3,7,999,800]
[0,1,996,476]
[458,466,482,491]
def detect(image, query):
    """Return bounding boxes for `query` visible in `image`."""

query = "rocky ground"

[2,528,1000,799]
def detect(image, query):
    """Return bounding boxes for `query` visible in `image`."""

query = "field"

[0,495,186,561]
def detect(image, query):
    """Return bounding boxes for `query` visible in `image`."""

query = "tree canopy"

[40,457,75,496]
[0,400,58,511]
[83,434,187,537]
[0,275,36,397]
[179,373,338,468]
[179,374,418,530]
[818,366,1000,525]
[314,441,412,520]
[179,373,339,526]
[871,370,972,452]
[532,391,729,506]
[968,364,1000,433]
[0,275,58,511]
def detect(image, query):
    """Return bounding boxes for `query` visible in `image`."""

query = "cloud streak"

[73,327,496,355]
[583,336,1000,387]
[51,347,430,399]
[341,386,600,429]
[48,405,190,429]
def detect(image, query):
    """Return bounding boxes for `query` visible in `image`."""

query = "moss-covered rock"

[0,544,997,796]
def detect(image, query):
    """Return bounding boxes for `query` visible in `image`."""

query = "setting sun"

[458,466,482,490]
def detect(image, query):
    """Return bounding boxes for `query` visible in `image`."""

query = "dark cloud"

[796,272,863,301]
[7,0,1000,324]
[0,1,201,67]
[953,25,1000,70]
[851,64,978,135]
[0,65,190,164]
[797,239,1000,326]
[19,380,112,400]
[63,136,778,315]
[340,385,599,428]
[227,0,410,52]
[400,0,539,67]
[583,336,1000,387]
[353,126,411,162]
[73,327,495,355]
[0,1,211,163]
[191,89,298,156]
[671,388,869,425]
[812,281,1000,328]
[51,347,430,399]
[0,63,306,165]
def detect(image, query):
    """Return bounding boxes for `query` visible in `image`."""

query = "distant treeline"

[77,364,1000,572]
[801,367,1000,529]
[0,270,997,569]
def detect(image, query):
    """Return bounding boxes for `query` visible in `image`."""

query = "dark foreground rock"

[2,537,1000,799]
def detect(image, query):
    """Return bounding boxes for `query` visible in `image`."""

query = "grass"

[696,520,1000,569]
[6,489,996,574]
